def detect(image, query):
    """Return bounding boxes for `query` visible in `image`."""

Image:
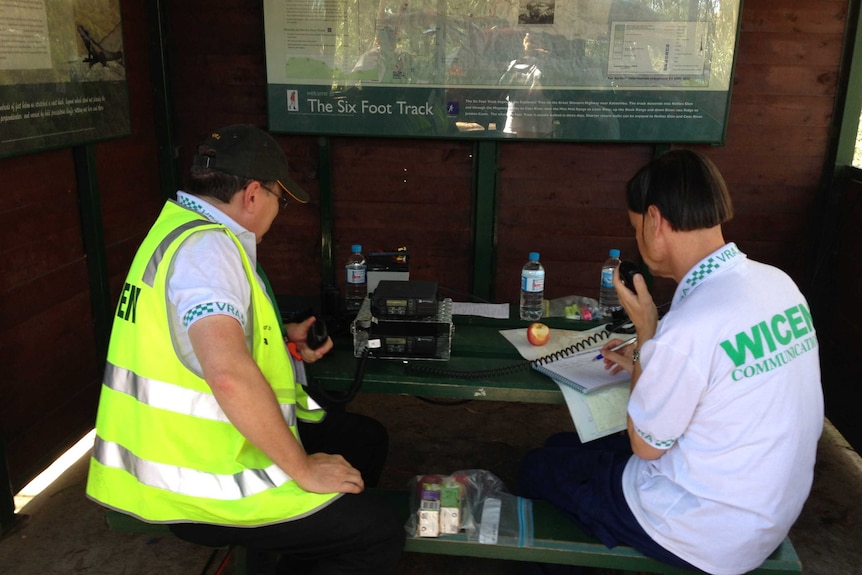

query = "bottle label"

[601,268,614,289]
[522,272,544,293]
[347,268,367,284]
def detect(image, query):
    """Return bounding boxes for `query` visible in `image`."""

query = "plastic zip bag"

[405,469,534,547]
[546,295,601,320]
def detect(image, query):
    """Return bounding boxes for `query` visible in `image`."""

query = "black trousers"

[169,410,405,575]
[297,408,388,488]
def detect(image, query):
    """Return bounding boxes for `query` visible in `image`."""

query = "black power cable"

[308,347,370,406]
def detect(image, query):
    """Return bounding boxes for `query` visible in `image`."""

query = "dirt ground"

[2,390,860,575]
[350,392,574,491]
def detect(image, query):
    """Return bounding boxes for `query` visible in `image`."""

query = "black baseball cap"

[191,124,309,204]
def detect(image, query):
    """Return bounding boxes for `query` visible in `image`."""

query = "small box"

[367,250,409,293]
[439,507,460,534]
[440,483,461,507]
[439,482,462,534]
[418,508,440,537]
[417,483,441,537]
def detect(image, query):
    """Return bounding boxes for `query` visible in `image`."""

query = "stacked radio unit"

[351,280,453,361]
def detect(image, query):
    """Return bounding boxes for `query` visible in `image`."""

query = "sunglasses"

[260,182,289,210]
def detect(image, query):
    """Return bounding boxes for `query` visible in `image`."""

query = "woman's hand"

[614,267,658,344]
[599,338,636,375]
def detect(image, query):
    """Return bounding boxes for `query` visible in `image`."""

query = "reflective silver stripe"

[142,217,218,287]
[104,362,297,426]
[93,437,293,500]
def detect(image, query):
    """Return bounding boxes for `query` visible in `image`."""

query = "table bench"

[377,489,801,575]
[306,315,600,403]
[105,488,801,575]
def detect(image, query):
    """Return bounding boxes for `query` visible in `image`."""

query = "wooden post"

[1,429,17,534]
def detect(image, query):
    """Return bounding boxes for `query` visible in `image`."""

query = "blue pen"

[593,336,638,361]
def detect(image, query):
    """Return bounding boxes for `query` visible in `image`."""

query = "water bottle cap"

[609,249,620,258]
[351,244,362,252]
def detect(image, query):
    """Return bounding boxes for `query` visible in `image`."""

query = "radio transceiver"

[352,280,453,361]
[370,280,439,319]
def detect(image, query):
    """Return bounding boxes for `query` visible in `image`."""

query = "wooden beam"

[472,141,498,302]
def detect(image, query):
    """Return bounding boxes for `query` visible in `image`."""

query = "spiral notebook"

[533,349,631,394]
[499,327,630,442]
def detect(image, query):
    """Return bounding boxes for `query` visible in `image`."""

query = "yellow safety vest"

[86,200,337,525]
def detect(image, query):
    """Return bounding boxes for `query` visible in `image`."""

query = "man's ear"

[241,181,262,212]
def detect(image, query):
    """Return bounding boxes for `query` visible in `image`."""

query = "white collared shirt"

[167,192,268,375]
[622,243,823,574]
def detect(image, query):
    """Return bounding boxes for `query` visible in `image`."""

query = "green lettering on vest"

[117,282,141,324]
[125,284,141,323]
[117,283,130,320]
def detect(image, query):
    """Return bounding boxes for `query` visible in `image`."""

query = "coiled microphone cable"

[404,329,613,379]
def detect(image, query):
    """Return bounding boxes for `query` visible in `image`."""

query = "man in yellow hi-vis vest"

[86,124,404,573]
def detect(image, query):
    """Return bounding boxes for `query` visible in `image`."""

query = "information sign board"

[0,1,130,158]
[264,0,741,143]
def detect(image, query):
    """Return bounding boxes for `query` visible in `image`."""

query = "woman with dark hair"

[520,149,823,575]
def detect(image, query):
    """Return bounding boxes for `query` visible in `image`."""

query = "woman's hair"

[625,149,733,231]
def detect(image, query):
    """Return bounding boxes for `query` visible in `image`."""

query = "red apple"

[527,322,550,346]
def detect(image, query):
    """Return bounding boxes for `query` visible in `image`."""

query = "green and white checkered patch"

[177,194,220,222]
[183,303,216,326]
[178,195,206,212]
[685,257,721,289]
[182,301,246,327]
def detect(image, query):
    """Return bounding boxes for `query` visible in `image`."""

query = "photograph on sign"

[0,0,130,158]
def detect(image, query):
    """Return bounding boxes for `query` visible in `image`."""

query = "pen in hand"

[593,336,638,361]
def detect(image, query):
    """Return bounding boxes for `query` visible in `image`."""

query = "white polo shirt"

[622,243,823,575]
[165,192,266,376]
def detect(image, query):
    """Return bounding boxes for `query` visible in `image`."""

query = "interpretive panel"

[0,0,130,158]
[264,0,741,143]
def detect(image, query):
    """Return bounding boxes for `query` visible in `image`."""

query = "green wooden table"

[307,315,605,403]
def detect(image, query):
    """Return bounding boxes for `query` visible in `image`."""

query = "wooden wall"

[0,0,164,490]
[0,0,853,490]
[168,0,844,310]
[0,149,96,490]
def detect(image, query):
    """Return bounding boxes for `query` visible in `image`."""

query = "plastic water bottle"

[345,244,367,312]
[520,252,545,321]
[599,249,622,318]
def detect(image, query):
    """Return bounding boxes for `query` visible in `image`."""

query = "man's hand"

[285,316,333,363]
[293,453,365,495]
[189,315,347,491]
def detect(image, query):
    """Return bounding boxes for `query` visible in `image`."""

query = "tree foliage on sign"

[328,0,737,89]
